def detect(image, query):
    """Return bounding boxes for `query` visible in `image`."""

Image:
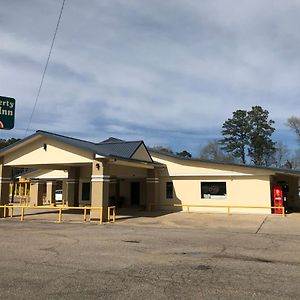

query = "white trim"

[0,180,11,184]
[147,177,159,180]
[91,179,110,182]
[94,154,106,159]
[91,175,110,183]
[147,177,159,184]
[91,175,110,179]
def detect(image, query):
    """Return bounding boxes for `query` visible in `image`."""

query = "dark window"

[131,182,140,205]
[201,182,226,198]
[82,182,91,201]
[166,182,173,199]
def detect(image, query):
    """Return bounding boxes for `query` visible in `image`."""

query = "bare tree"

[287,116,300,143]
[271,142,290,168]
[282,149,300,170]
[199,140,235,163]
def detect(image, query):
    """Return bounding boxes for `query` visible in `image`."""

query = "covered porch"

[0,131,162,221]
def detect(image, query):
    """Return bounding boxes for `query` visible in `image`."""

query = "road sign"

[0,96,15,130]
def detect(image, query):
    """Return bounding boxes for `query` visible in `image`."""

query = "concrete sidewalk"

[117,211,300,235]
[3,207,300,236]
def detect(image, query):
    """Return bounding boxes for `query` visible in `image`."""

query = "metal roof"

[0,130,150,162]
[149,149,300,177]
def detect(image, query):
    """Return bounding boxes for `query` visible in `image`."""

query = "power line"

[24,0,66,137]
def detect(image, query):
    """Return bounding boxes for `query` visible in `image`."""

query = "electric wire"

[24,0,66,137]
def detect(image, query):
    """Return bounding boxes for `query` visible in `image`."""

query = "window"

[201,182,226,199]
[166,182,173,199]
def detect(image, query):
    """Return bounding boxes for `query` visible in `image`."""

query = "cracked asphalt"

[1,213,300,299]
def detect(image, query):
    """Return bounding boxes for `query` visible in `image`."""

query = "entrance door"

[131,182,140,206]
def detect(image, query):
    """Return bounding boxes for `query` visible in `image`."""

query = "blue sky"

[0,0,299,155]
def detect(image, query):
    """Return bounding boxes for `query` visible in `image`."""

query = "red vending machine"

[273,185,283,214]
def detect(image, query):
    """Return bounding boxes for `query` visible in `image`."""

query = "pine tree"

[247,106,276,166]
[220,106,276,166]
[220,110,249,164]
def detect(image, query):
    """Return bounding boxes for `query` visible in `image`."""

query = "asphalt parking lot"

[1,212,300,299]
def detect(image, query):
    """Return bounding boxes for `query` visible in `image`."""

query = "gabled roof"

[0,130,153,163]
[100,137,125,143]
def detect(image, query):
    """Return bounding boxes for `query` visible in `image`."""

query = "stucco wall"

[131,144,152,162]
[151,152,273,214]
[4,137,93,166]
[157,176,271,214]
[109,164,148,178]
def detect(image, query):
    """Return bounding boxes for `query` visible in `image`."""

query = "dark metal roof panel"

[35,130,104,154]
[99,137,125,144]
[95,141,142,159]
[37,131,145,159]
[31,131,145,160]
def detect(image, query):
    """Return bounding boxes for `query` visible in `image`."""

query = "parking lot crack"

[255,216,267,234]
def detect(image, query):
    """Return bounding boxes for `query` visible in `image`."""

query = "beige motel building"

[0,130,300,221]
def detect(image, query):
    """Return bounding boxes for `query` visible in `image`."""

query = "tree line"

[1,111,300,169]
[153,106,300,169]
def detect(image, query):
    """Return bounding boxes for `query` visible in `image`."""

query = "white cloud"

[0,0,299,152]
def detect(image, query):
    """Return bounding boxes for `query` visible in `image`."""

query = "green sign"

[0,96,15,130]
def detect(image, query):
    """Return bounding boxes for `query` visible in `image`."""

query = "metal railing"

[150,203,285,217]
[19,197,29,206]
[0,205,116,224]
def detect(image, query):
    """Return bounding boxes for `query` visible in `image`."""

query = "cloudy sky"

[1,0,299,155]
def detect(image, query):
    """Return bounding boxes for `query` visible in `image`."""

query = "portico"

[0,131,161,221]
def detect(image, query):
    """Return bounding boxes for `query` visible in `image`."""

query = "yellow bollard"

[58,208,62,223]
[113,207,116,223]
[10,207,13,218]
[21,207,24,221]
[227,207,231,215]
[282,207,285,217]
[3,205,7,218]
[99,208,103,225]
[83,207,87,222]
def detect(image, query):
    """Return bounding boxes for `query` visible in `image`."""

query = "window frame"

[200,181,227,199]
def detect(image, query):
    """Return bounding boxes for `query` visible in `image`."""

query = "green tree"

[0,138,20,149]
[220,106,276,166]
[151,145,174,155]
[176,150,192,158]
[247,106,276,166]
[220,110,249,164]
